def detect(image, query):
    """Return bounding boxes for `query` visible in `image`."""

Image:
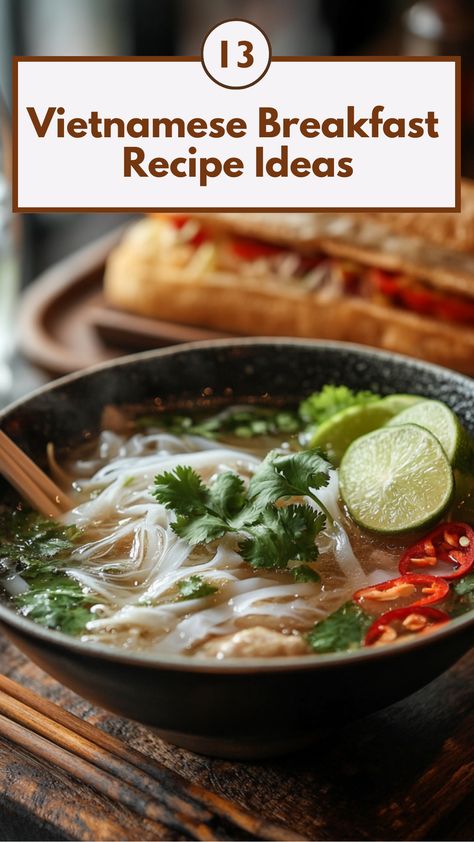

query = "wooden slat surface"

[0,631,473,841]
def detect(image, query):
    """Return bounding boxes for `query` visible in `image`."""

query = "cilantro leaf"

[306,602,372,654]
[239,506,322,570]
[0,510,80,572]
[153,465,208,515]
[299,385,379,426]
[207,473,246,520]
[292,564,321,583]
[177,575,218,601]
[15,575,93,636]
[248,450,330,503]
[173,511,229,545]
[155,469,245,544]
[247,450,332,524]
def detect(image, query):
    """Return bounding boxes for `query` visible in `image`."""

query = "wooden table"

[0,631,473,842]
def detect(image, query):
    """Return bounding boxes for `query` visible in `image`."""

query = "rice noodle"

[55,426,374,656]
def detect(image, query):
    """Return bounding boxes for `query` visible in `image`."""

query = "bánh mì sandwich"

[104,181,474,374]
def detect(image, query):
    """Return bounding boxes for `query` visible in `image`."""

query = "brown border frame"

[12,55,461,213]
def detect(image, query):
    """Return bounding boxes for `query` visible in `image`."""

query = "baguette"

[104,215,474,376]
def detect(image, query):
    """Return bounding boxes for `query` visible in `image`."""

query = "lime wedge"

[309,403,395,465]
[387,399,469,466]
[339,424,453,534]
[379,394,423,414]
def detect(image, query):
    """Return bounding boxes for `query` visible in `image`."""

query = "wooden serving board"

[1,630,473,841]
[19,226,234,377]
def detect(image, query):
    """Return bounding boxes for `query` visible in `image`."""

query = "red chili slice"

[399,522,474,580]
[353,574,449,615]
[365,606,450,647]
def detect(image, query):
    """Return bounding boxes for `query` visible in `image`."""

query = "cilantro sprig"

[306,602,372,654]
[153,449,331,574]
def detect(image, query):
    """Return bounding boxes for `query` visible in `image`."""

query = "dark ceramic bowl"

[1,339,473,758]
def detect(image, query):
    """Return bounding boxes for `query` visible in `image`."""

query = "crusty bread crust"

[104,218,474,376]
[365,180,474,255]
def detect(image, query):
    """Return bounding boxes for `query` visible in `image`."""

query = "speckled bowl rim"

[0,337,473,674]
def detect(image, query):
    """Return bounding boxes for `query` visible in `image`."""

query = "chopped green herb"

[136,406,302,440]
[292,564,321,583]
[15,576,93,635]
[454,574,474,596]
[0,510,81,573]
[299,385,379,427]
[306,602,372,654]
[451,574,474,617]
[0,510,93,636]
[177,575,218,601]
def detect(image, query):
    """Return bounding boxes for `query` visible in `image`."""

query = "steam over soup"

[1,386,473,658]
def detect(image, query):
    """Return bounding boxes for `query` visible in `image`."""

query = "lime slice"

[309,402,395,465]
[379,394,423,414]
[387,399,469,466]
[339,424,453,534]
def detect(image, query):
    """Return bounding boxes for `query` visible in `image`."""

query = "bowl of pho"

[0,339,473,758]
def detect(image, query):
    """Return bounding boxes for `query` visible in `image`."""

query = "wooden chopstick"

[0,712,213,840]
[0,675,305,841]
[0,430,72,517]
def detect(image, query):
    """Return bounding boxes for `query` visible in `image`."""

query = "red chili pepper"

[230,237,324,276]
[353,574,449,615]
[365,605,450,647]
[399,522,474,580]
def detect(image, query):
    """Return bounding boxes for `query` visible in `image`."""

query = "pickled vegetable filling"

[1,386,473,658]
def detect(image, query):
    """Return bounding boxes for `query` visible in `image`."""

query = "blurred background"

[0,0,473,402]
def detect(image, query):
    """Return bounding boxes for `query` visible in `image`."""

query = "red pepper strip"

[369,269,474,325]
[399,522,474,581]
[353,574,449,614]
[365,606,450,647]
[230,237,288,261]
[231,237,323,274]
